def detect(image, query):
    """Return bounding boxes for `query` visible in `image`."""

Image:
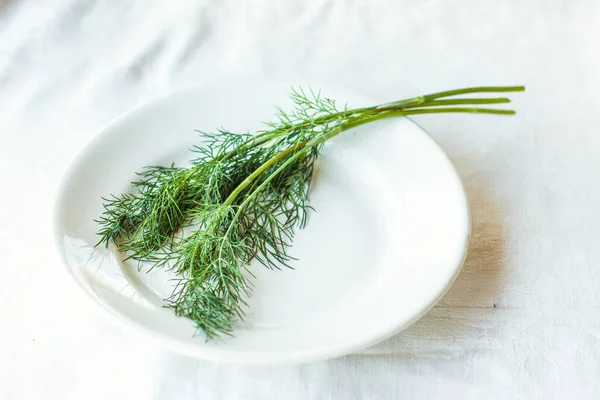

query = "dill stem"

[408,98,510,107]
[219,87,524,163]
[423,85,525,100]
[222,105,518,207]
[222,139,311,207]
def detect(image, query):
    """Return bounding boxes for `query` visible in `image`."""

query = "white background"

[1,0,599,399]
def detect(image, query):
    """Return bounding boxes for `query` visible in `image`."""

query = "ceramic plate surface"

[54,81,469,364]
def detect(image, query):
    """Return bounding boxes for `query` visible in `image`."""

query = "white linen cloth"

[1,0,599,398]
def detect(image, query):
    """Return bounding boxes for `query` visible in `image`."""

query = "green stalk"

[409,98,510,107]
[221,104,519,208]
[423,85,525,100]
[224,86,525,160]
[222,139,311,207]
[206,87,525,170]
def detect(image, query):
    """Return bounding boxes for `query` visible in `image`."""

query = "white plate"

[53,81,469,364]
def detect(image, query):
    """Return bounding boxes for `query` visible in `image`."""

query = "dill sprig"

[96,85,524,339]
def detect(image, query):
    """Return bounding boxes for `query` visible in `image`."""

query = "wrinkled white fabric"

[1,0,600,398]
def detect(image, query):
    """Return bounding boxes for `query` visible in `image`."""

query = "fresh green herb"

[96,85,524,339]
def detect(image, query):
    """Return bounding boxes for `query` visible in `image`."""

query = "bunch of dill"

[96,85,524,338]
